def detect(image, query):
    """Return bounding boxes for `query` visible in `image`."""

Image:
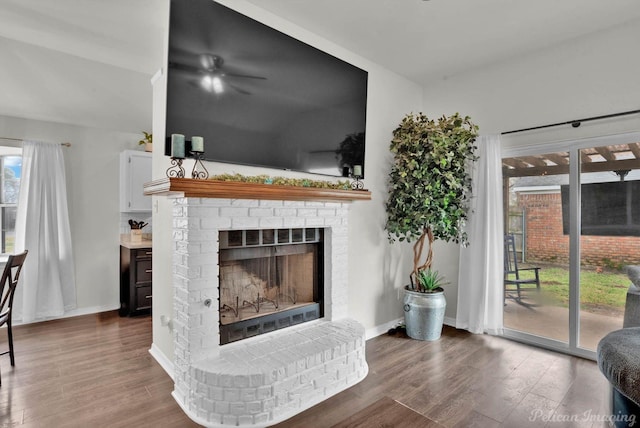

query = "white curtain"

[14,140,76,322]
[456,135,504,335]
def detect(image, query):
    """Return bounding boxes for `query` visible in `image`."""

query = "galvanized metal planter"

[403,286,446,341]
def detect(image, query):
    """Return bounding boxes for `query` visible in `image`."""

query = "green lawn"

[510,265,629,315]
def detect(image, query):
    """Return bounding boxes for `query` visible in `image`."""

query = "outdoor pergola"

[501,142,640,234]
[502,142,640,178]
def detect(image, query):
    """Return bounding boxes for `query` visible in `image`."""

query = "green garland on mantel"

[209,173,352,190]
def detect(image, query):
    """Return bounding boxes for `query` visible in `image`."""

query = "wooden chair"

[504,235,540,304]
[0,250,28,385]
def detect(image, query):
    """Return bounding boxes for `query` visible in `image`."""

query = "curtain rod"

[0,136,71,146]
[501,108,640,136]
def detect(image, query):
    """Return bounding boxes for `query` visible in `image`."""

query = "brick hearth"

[167,195,368,427]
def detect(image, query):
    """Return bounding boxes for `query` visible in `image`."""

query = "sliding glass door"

[502,135,639,358]
[577,144,637,351]
[503,150,570,346]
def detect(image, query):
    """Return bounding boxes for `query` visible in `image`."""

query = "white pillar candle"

[171,134,185,158]
[191,136,204,152]
[353,165,362,177]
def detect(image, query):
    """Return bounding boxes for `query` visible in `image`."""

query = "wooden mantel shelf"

[144,177,372,202]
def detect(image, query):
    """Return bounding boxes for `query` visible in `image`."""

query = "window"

[0,153,21,254]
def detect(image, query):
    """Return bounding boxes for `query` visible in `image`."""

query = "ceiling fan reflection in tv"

[169,53,266,95]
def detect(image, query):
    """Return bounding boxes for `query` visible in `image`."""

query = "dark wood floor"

[0,312,610,427]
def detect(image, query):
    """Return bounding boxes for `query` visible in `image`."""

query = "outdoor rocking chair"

[504,234,540,304]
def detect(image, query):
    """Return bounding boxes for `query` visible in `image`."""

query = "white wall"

[150,0,423,363]
[0,115,145,318]
[422,19,640,319]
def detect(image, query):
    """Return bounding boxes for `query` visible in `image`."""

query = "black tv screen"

[165,0,368,178]
[561,180,640,236]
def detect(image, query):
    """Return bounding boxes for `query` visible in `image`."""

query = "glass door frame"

[501,131,640,361]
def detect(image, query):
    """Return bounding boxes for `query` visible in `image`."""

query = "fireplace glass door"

[218,228,323,344]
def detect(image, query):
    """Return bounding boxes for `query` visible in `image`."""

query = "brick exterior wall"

[170,197,368,427]
[517,192,640,267]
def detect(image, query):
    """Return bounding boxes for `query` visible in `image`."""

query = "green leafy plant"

[138,131,152,145]
[385,112,478,291]
[416,269,449,292]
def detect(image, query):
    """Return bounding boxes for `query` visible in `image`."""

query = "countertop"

[120,234,152,249]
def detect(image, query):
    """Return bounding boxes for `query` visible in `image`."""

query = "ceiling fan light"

[212,76,224,94]
[201,75,213,92]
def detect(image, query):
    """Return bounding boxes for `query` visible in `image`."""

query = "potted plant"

[139,131,153,152]
[386,112,478,340]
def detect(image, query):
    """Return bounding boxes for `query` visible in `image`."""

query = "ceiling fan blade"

[228,83,252,95]
[168,61,201,74]
[225,72,267,80]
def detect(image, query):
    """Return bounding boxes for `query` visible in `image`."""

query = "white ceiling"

[1,0,639,132]
[247,0,640,84]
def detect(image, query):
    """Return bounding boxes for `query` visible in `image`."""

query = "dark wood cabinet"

[120,246,152,316]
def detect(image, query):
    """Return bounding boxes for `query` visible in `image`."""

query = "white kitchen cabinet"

[120,150,152,212]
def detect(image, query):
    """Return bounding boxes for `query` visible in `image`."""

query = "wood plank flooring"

[0,312,611,427]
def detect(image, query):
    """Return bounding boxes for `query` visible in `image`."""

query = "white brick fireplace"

[148,178,371,427]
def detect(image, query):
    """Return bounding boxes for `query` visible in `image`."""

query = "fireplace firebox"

[218,228,324,344]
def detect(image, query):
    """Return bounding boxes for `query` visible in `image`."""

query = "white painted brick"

[184,229,218,242]
[317,208,336,217]
[173,218,189,229]
[201,217,232,229]
[258,217,284,228]
[246,400,261,414]
[238,415,254,425]
[258,200,284,207]
[256,385,271,399]
[297,208,318,217]
[197,408,208,420]
[230,199,260,207]
[172,191,365,426]
[249,207,273,217]
[273,208,297,217]
[253,413,270,424]
[230,402,246,416]
[222,414,237,425]
[220,207,249,217]
[305,217,326,227]
[209,413,223,425]
[196,198,233,207]
[231,217,260,229]
[274,391,289,407]
[215,401,230,414]
[189,206,219,218]
[210,386,224,400]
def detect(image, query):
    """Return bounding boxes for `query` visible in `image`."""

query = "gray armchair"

[597,266,640,427]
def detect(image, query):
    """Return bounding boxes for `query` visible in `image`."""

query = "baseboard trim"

[149,343,174,380]
[444,316,456,327]
[365,316,457,340]
[12,304,120,326]
[365,317,403,340]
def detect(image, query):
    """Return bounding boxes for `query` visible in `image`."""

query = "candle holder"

[350,174,364,191]
[190,151,209,180]
[166,157,185,178]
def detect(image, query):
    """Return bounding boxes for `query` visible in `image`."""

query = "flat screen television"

[561,180,640,236]
[165,0,368,178]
